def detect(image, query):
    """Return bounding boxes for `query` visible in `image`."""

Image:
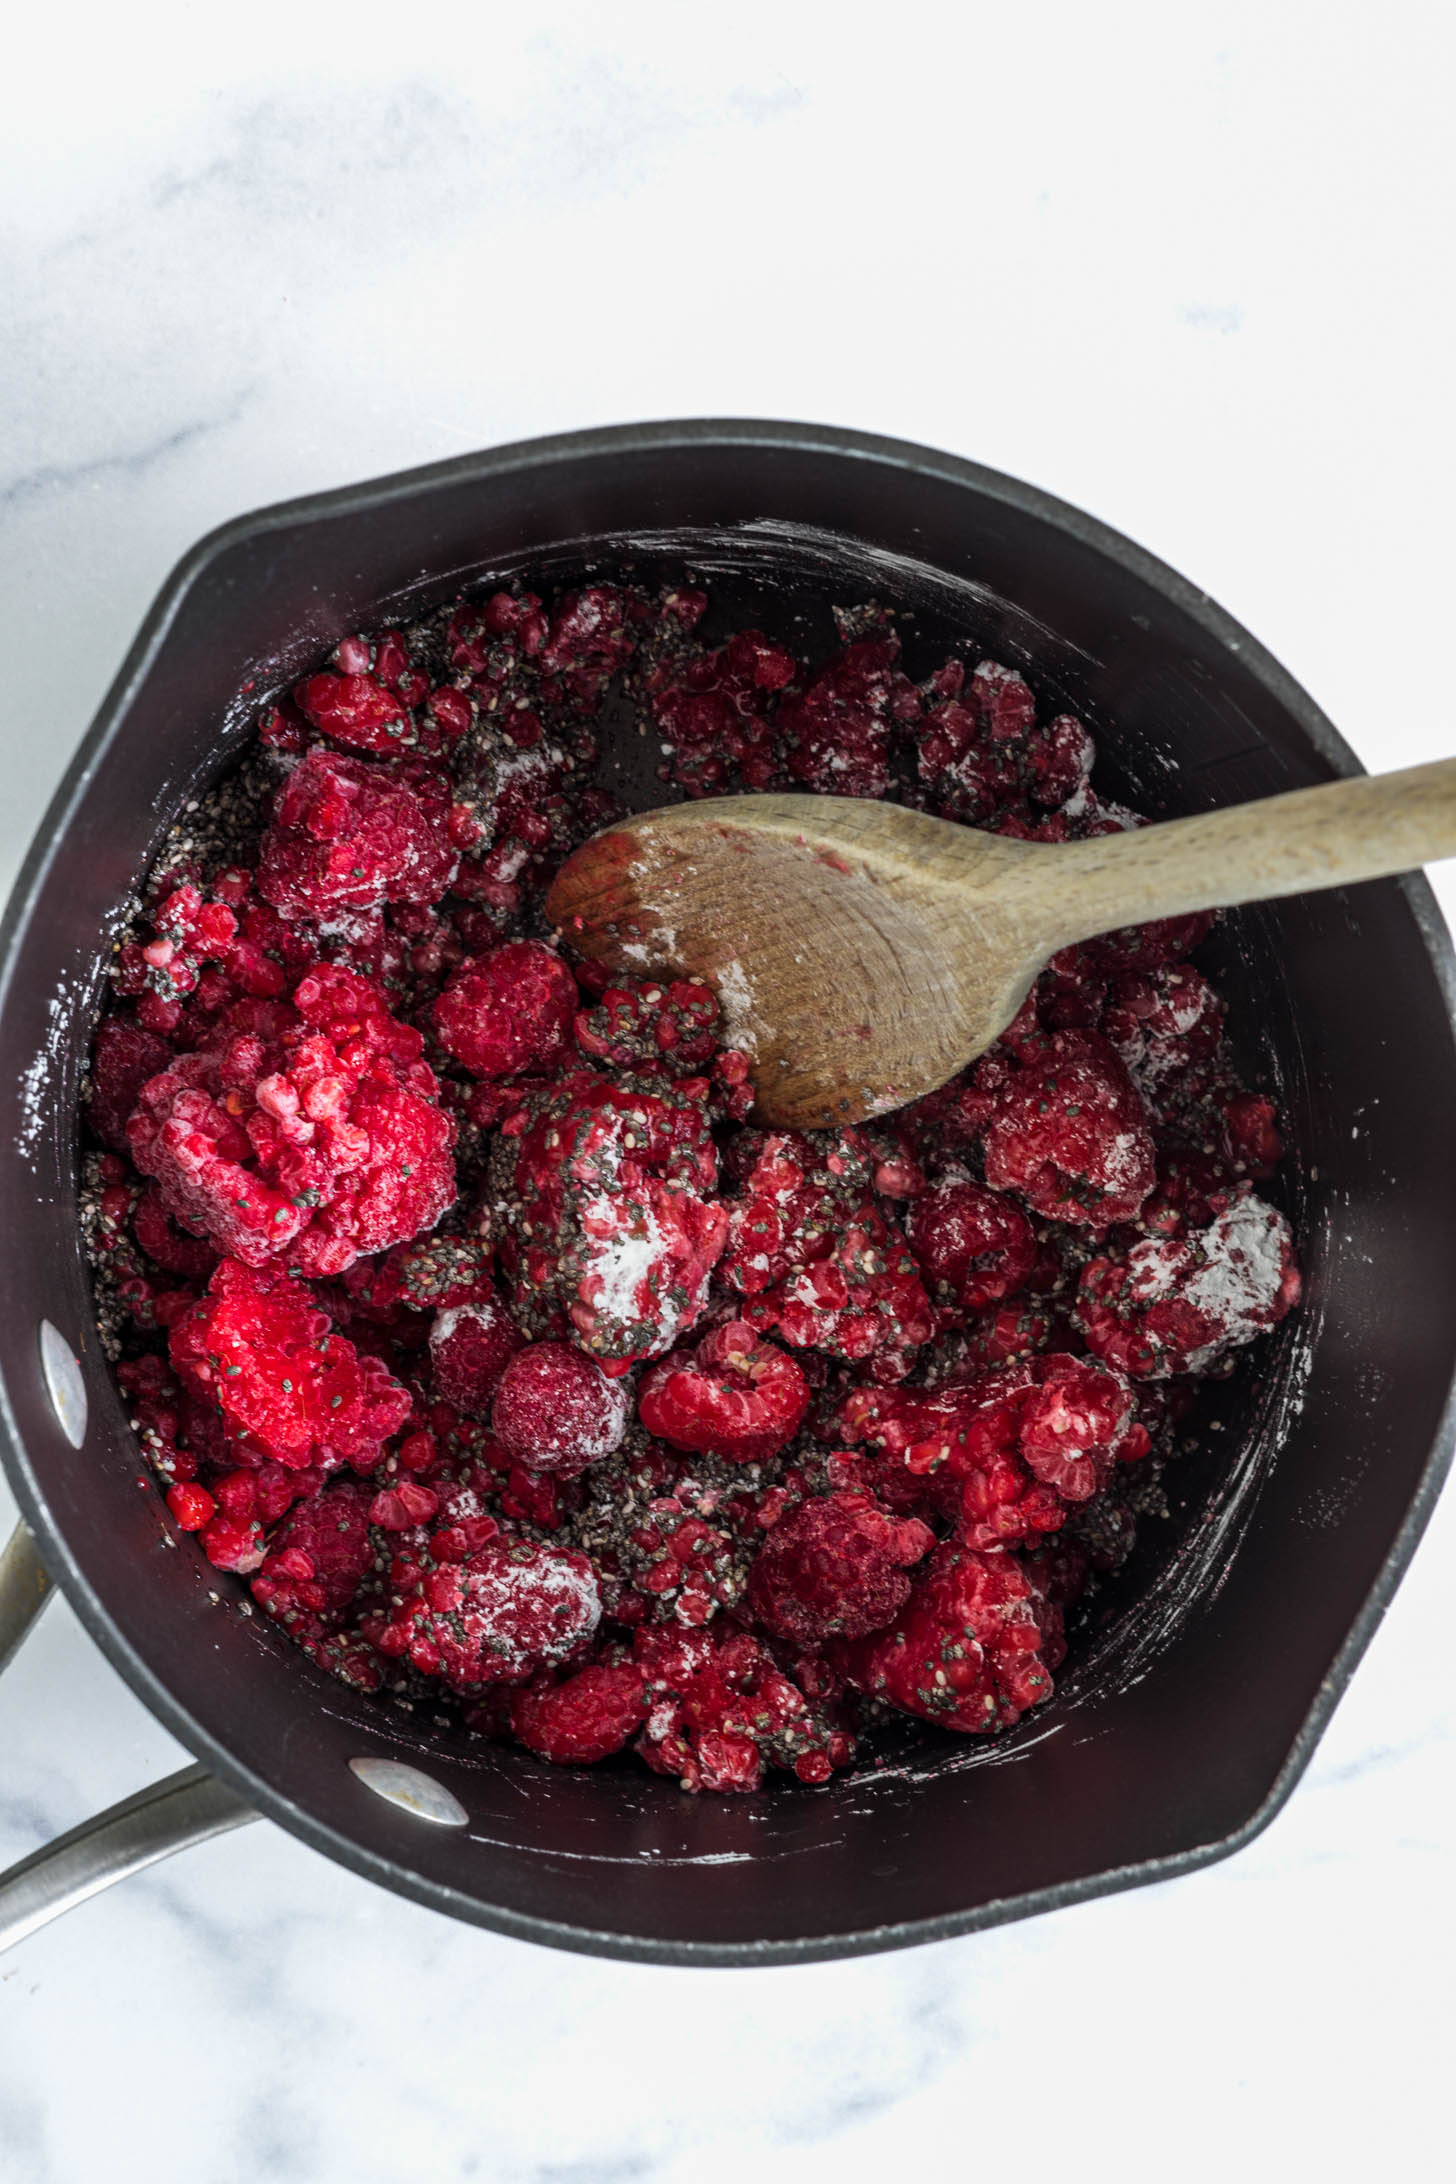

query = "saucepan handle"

[0,1521,256,1953]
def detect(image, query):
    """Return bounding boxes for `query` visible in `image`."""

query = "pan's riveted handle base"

[0,1762,257,1954]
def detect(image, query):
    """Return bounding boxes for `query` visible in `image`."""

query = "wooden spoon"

[545,761,1456,1129]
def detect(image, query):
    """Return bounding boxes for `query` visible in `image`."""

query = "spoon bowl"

[548,760,1456,1126]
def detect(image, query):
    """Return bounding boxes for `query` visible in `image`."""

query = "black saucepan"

[2,419,1454,1963]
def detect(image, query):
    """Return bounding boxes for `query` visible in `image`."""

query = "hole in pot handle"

[0,1522,256,1954]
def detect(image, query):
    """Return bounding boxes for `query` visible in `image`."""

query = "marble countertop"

[3,6,1454,2177]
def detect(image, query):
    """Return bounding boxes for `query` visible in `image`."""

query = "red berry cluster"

[85,575,1300,1792]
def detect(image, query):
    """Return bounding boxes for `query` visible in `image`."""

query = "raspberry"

[257,747,458,922]
[169,1257,410,1470]
[1036,945,1107,1033]
[634,1625,853,1792]
[492,1071,726,1365]
[132,1188,217,1281]
[88,1015,175,1150]
[1077,1187,1301,1378]
[779,636,913,799]
[491,1342,630,1474]
[90,588,1302,1794]
[834,1380,1067,1544]
[1026,713,1096,807]
[113,884,239,1019]
[538,585,643,707]
[250,1478,375,1622]
[293,669,413,755]
[906,1173,1036,1312]
[636,1320,808,1464]
[380,1540,601,1689]
[722,1131,932,1375]
[1100,965,1225,1113]
[746,1490,933,1646]
[432,940,579,1080]
[127,960,455,1278]
[837,1539,1058,1733]
[649,628,796,798]
[199,1512,266,1573]
[982,1030,1156,1227]
[1216,1089,1284,1179]
[509,1662,650,1764]
[429,1300,524,1413]
[166,1481,215,1532]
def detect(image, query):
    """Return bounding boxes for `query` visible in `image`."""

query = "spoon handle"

[1032,756,1456,953]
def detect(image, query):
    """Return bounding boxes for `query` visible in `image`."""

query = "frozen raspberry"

[1137,1149,1234,1239]
[907,1173,1036,1311]
[834,1380,1063,1543]
[538,585,643,706]
[1004,1352,1146,1500]
[1100,965,1225,1111]
[1026,713,1096,807]
[1077,1187,1301,1378]
[446,589,547,676]
[779,637,914,799]
[199,1511,266,1573]
[914,694,1007,822]
[574,977,721,1073]
[169,1257,410,1469]
[432,940,578,1080]
[746,1490,933,1647]
[968,659,1037,742]
[637,1320,809,1464]
[492,1070,726,1366]
[257,747,458,922]
[250,1478,375,1623]
[491,1342,629,1474]
[88,1015,174,1150]
[379,1540,601,1689]
[649,627,796,797]
[166,1481,215,1532]
[429,1300,524,1413]
[113,883,239,1020]
[292,669,413,755]
[837,1539,1058,1733]
[132,1188,217,1281]
[982,1030,1156,1227]
[722,1131,932,1375]
[1034,944,1108,1033]
[835,1348,1143,1544]
[634,1625,853,1791]
[1216,1089,1284,1179]
[509,1662,650,1764]
[127,961,455,1278]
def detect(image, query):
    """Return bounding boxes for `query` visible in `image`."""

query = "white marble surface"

[4,4,1455,2176]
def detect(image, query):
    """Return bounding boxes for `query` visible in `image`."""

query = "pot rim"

[5,416,1456,1963]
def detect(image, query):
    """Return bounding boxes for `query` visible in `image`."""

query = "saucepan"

[2,420,1454,1962]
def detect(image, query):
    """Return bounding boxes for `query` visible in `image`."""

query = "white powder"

[15,973,78,1166]
[714,958,760,1055]
[429,1302,495,1351]
[1127,1191,1290,1373]
[581,1196,684,1345]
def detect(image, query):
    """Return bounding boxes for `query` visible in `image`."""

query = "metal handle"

[0,1519,52,1674]
[0,1522,256,1953]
